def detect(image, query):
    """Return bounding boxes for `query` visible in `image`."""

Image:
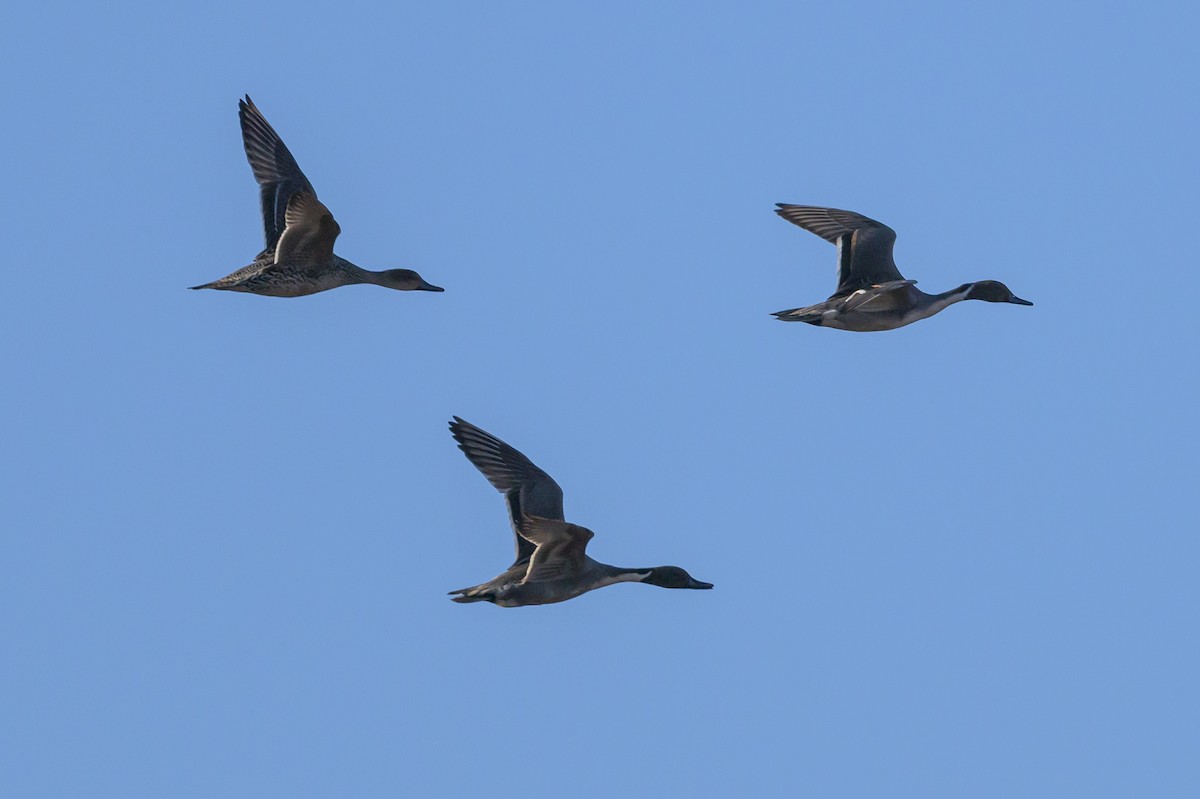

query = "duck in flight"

[191,96,443,297]
[447,417,713,607]
[771,204,1031,331]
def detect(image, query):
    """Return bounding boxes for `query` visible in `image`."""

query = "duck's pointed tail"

[771,307,824,325]
[448,587,496,604]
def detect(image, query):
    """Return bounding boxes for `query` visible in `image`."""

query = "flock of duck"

[195,96,1033,607]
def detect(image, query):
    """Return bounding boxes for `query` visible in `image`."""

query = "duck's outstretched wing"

[239,96,317,256]
[775,204,906,296]
[516,516,594,584]
[450,417,565,566]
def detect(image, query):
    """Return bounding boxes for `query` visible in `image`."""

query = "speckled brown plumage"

[191,96,443,297]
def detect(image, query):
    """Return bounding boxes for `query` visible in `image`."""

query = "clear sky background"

[2,1,1197,796]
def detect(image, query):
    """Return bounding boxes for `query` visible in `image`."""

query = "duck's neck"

[921,284,974,317]
[340,259,380,285]
[599,565,653,584]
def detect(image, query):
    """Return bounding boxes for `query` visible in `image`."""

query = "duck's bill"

[1009,296,1033,306]
[419,280,445,292]
[689,579,715,590]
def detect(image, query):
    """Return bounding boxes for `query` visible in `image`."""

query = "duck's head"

[380,268,444,292]
[641,566,714,590]
[964,280,1032,305]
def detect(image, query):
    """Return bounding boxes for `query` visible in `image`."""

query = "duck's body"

[774,280,995,331]
[454,558,652,608]
[192,96,442,297]
[447,417,713,607]
[772,204,1031,331]
[192,254,432,297]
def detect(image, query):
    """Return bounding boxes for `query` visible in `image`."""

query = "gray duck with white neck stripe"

[771,204,1031,331]
[447,417,713,607]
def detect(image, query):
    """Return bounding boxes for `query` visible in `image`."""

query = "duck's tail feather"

[771,307,824,325]
[448,586,496,604]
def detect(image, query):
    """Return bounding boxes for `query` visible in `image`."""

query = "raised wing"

[517,516,594,584]
[775,204,906,296]
[239,96,317,255]
[273,192,340,266]
[450,417,566,566]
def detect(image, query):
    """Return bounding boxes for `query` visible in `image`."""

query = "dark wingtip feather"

[448,416,477,457]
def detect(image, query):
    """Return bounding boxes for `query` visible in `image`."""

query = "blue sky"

[2,1,1197,796]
